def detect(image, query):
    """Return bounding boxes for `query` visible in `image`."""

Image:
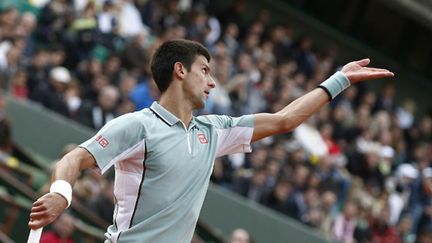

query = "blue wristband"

[319,71,351,100]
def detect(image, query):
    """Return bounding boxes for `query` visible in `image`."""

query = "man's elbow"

[275,113,295,133]
[54,153,79,172]
[58,148,96,171]
[281,122,296,134]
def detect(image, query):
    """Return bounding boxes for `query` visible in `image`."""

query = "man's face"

[183,55,216,109]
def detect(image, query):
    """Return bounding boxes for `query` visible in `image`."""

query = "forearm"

[277,88,329,132]
[252,88,330,141]
[277,71,351,131]
[51,153,84,186]
[50,148,97,202]
[29,148,97,229]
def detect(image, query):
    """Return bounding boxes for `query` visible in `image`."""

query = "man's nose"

[208,76,216,88]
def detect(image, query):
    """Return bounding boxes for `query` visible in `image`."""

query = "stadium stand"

[1,0,431,242]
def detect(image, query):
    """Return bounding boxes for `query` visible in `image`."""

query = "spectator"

[233,166,269,203]
[286,187,318,223]
[36,0,73,45]
[26,49,50,97]
[409,167,432,234]
[191,233,205,243]
[10,69,28,99]
[122,32,150,72]
[332,201,358,243]
[374,83,396,112]
[1,1,430,241]
[261,179,292,214]
[90,179,114,222]
[64,78,83,119]
[0,1,19,41]
[78,85,119,129]
[370,207,401,243]
[97,0,118,35]
[229,228,251,243]
[221,22,240,57]
[320,190,338,238]
[397,214,416,243]
[103,54,122,85]
[82,73,109,103]
[117,0,149,37]
[31,66,71,117]
[396,99,416,130]
[416,229,432,243]
[129,78,155,110]
[0,42,23,90]
[18,12,38,60]
[388,163,418,226]
[353,203,372,243]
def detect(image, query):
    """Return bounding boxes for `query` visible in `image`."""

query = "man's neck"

[159,93,193,127]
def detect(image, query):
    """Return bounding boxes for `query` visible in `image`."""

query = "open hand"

[28,192,68,229]
[341,58,394,84]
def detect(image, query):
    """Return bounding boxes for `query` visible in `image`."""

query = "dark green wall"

[201,186,330,243]
[5,97,94,161]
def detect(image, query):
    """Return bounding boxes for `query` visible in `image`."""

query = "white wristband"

[319,71,351,100]
[50,180,72,208]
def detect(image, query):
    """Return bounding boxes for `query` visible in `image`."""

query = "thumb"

[355,58,370,67]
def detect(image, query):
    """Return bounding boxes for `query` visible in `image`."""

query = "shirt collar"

[150,102,179,126]
[149,102,198,129]
[190,117,198,130]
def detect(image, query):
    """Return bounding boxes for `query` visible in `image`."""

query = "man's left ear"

[174,62,186,80]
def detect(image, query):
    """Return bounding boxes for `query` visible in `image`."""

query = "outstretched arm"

[28,147,97,229]
[252,59,394,142]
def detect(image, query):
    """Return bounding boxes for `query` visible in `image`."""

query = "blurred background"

[1,0,431,242]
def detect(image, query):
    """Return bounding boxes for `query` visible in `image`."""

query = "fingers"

[361,67,394,77]
[29,205,49,228]
[366,71,394,80]
[30,204,46,213]
[363,67,388,72]
[356,59,394,76]
[342,58,394,83]
[28,218,48,230]
[28,208,58,229]
[28,209,48,229]
[355,58,370,67]
[349,71,394,83]
[32,199,43,207]
[28,194,65,230]
[363,67,393,73]
[30,211,48,220]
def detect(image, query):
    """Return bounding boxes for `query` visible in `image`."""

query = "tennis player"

[28,39,393,242]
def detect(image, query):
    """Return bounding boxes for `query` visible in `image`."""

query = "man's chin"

[194,100,206,110]
[196,103,205,109]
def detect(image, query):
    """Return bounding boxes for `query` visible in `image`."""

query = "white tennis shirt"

[80,102,254,242]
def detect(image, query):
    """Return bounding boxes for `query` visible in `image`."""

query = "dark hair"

[150,39,211,93]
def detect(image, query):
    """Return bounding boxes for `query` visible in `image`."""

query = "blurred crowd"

[1,0,432,242]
